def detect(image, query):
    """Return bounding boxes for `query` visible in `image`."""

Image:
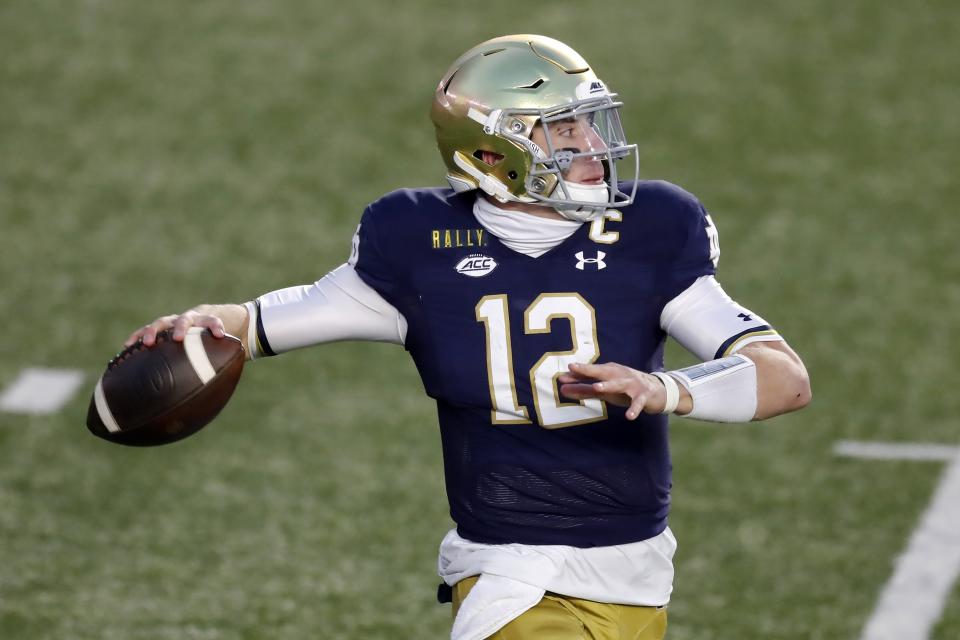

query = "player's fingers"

[561,382,633,411]
[568,361,627,381]
[592,378,630,395]
[198,315,225,338]
[558,382,598,400]
[568,362,603,376]
[170,312,205,341]
[124,327,147,347]
[139,315,178,347]
[563,363,599,379]
[558,371,594,385]
[625,393,647,421]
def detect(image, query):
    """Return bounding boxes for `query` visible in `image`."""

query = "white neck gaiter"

[473,196,582,258]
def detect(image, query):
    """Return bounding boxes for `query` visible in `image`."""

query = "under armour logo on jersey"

[575,251,606,270]
[737,312,753,322]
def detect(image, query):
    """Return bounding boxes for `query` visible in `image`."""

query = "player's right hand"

[125,310,226,347]
[559,362,667,420]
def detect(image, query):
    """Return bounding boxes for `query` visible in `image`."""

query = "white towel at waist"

[438,527,677,639]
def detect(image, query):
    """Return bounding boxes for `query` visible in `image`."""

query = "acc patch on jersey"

[455,254,498,277]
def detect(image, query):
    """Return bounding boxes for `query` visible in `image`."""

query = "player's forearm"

[644,340,809,423]
[739,341,811,420]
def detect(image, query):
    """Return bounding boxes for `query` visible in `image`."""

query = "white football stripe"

[0,368,85,415]
[183,327,216,384]
[93,376,121,433]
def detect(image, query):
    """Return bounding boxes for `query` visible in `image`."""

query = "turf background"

[1,1,958,638]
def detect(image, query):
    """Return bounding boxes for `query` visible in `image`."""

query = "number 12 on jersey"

[475,293,607,429]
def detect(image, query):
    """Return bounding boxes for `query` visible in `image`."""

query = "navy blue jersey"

[352,181,717,547]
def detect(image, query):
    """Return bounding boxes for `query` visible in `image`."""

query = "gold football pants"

[452,576,668,640]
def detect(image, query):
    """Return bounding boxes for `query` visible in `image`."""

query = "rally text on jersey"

[432,228,487,249]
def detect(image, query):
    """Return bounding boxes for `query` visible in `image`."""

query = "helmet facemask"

[477,89,639,221]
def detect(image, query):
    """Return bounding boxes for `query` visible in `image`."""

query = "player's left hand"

[559,362,667,420]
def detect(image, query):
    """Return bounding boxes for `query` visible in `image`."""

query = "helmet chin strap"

[550,181,609,222]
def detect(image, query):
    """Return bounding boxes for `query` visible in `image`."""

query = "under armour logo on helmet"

[575,251,607,270]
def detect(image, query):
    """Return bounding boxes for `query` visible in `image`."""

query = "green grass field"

[2,1,958,638]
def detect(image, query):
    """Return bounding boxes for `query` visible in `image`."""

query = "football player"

[127,35,810,640]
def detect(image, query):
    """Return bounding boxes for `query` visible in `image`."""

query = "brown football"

[87,327,245,446]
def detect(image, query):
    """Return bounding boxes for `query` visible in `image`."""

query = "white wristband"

[651,372,680,415]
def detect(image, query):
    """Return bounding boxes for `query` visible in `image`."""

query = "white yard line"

[836,440,960,640]
[0,368,85,415]
[835,440,959,462]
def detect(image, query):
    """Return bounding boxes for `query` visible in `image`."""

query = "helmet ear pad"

[452,126,551,201]
[473,149,502,165]
[472,149,539,195]
[473,149,557,193]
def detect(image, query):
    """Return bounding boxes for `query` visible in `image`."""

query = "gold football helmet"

[431,35,639,220]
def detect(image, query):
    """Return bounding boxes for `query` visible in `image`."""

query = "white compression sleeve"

[658,277,776,422]
[669,354,758,422]
[244,263,408,359]
[661,276,782,361]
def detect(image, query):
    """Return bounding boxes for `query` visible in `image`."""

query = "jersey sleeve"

[348,204,404,305]
[664,187,720,296]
